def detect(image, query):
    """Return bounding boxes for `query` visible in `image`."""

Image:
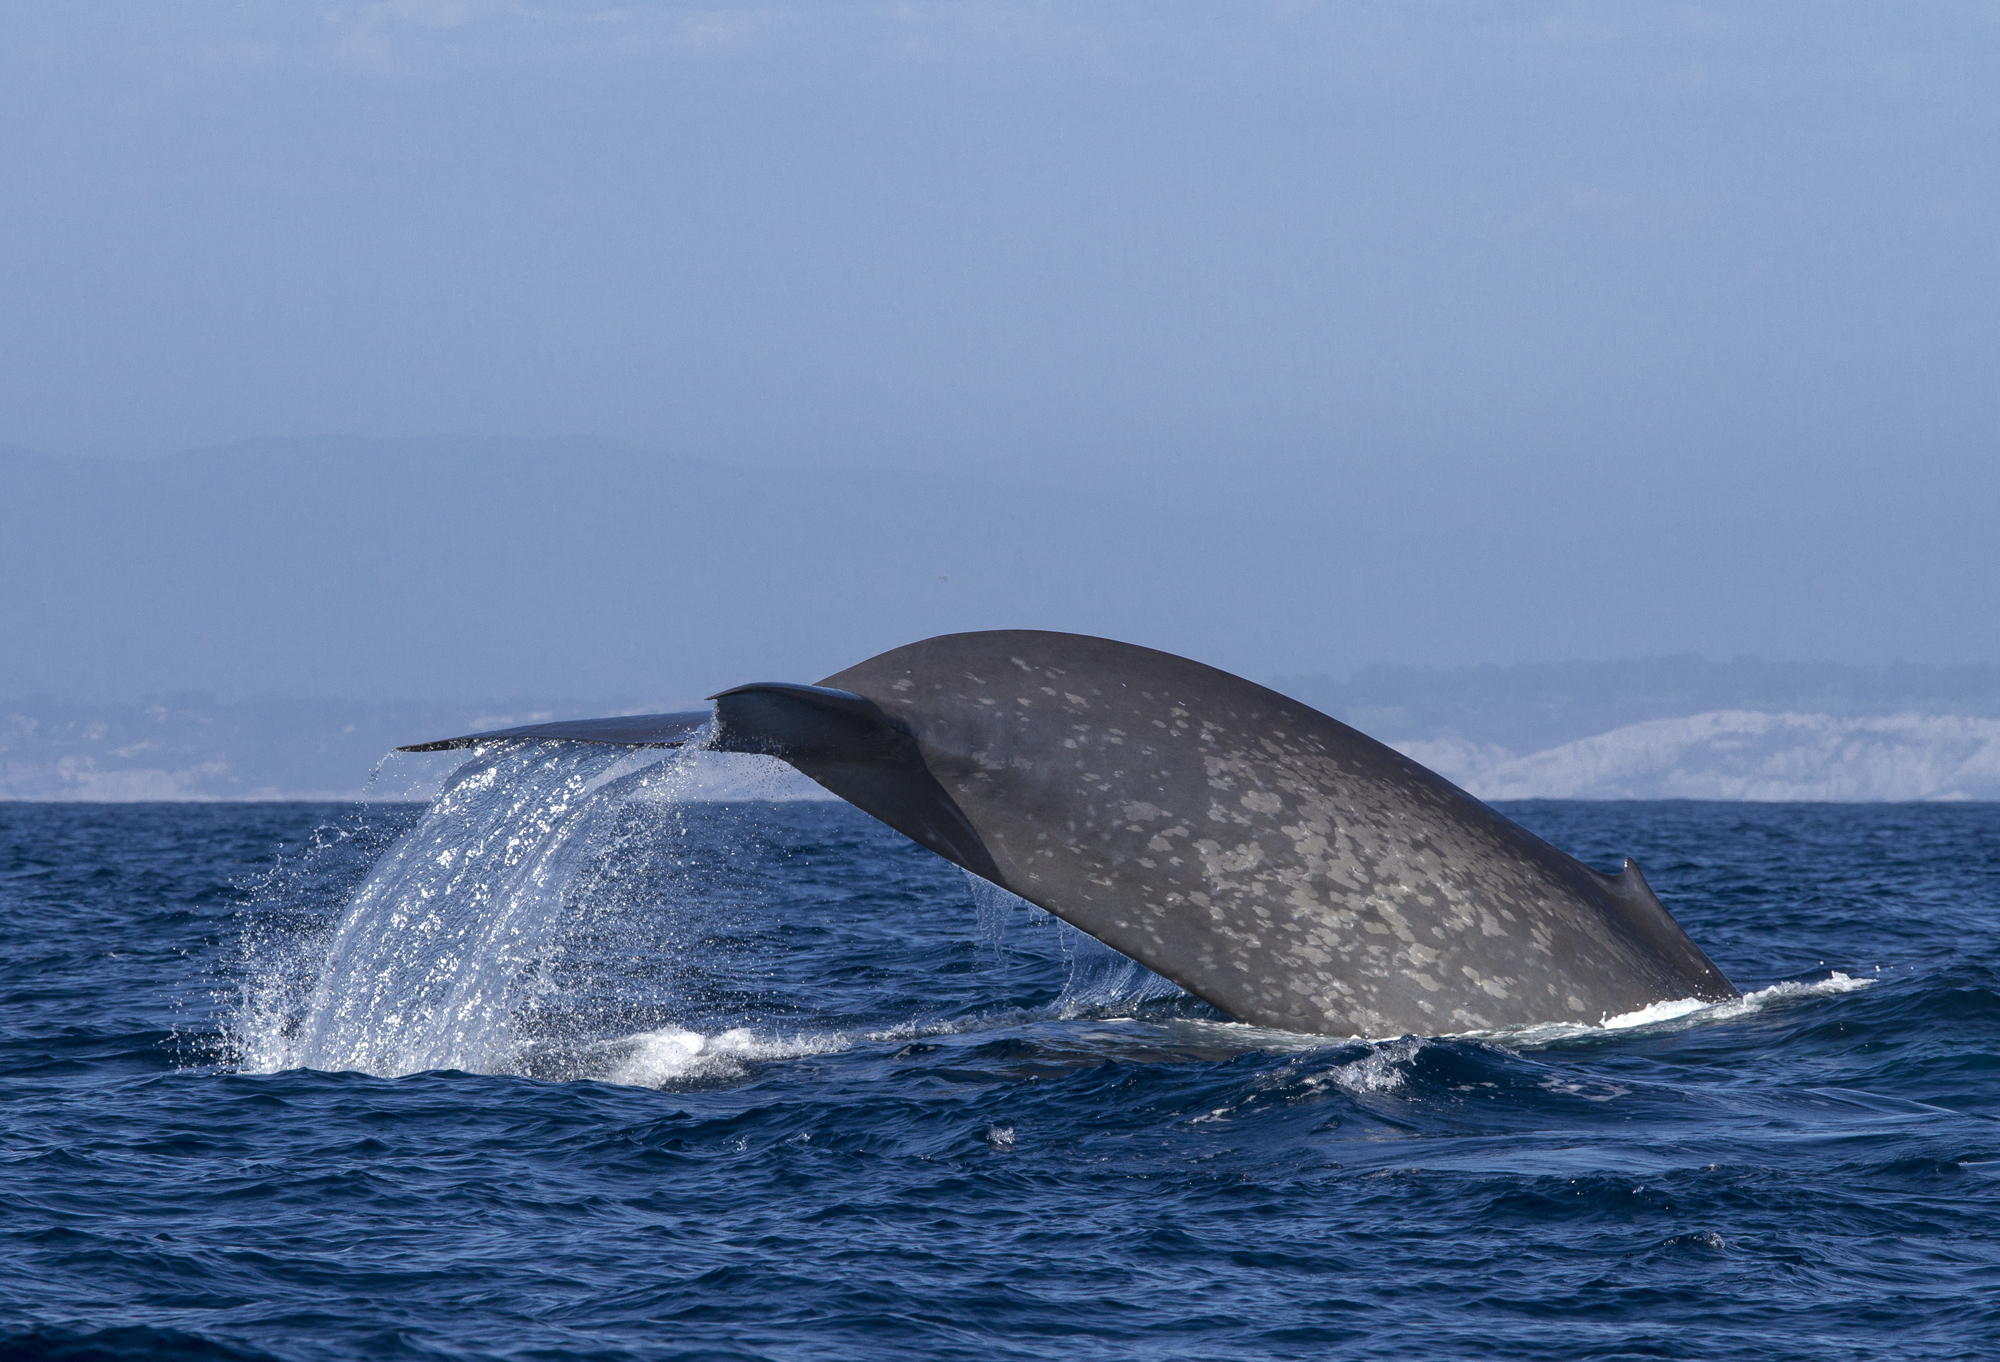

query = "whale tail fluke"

[396,710,710,752]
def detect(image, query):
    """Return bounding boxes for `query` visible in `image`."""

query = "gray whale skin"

[402,630,1735,1037]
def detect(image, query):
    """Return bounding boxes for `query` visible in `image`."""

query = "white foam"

[1098,972,1876,1054]
[1599,996,1712,1029]
[598,1026,848,1086]
[1491,971,1876,1047]
[586,971,1876,1089]
[1192,1036,1428,1124]
[1700,970,1875,1018]
[1327,1035,1424,1092]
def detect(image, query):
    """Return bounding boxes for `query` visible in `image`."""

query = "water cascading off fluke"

[275,740,697,1077]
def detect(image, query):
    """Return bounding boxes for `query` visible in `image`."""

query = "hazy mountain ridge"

[1305,658,2000,800]
[1278,657,2000,753]
[1395,711,2000,803]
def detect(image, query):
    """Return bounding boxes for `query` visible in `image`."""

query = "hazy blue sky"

[2,2,1996,695]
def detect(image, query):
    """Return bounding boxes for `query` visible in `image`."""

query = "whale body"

[402,630,1735,1036]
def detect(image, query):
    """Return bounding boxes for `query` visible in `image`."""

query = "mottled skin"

[815,631,1734,1036]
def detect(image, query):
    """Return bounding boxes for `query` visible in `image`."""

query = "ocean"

[3,742,1998,1360]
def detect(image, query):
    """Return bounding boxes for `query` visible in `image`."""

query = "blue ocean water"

[3,743,1999,1360]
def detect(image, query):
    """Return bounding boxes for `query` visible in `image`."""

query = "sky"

[2,2,1996,698]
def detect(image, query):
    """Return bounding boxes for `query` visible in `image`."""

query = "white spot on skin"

[1241,789,1282,815]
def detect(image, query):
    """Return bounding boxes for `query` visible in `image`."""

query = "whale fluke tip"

[394,710,710,753]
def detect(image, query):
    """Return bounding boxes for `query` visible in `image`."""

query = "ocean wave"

[579,969,1885,1093]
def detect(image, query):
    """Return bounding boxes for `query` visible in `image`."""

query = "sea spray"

[234,737,727,1077]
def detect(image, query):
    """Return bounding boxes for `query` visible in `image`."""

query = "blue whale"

[403,630,1736,1036]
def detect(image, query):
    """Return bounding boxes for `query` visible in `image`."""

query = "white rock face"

[1396,711,2000,802]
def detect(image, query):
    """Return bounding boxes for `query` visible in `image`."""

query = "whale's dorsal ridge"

[1598,856,1735,1003]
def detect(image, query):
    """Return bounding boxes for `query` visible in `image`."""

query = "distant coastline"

[10,656,2000,802]
[1277,656,2000,801]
